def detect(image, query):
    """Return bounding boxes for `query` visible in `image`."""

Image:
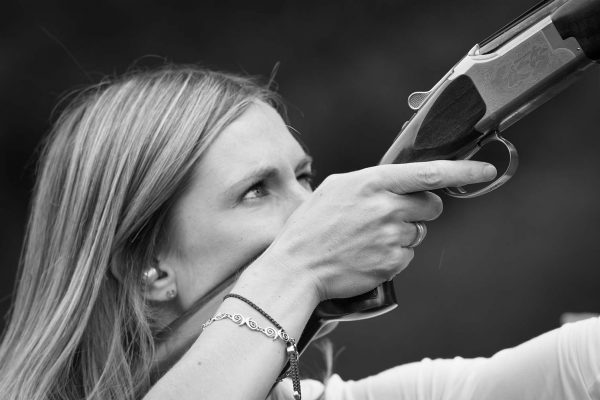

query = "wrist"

[229,250,320,338]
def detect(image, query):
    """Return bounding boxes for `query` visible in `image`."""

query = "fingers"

[392,247,414,277]
[390,191,443,222]
[370,160,497,195]
[398,221,420,247]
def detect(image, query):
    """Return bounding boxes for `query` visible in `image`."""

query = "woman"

[0,65,595,400]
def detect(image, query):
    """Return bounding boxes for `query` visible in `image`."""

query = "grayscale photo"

[0,0,599,399]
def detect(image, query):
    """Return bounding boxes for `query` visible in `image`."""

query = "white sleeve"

[324,317,600,400]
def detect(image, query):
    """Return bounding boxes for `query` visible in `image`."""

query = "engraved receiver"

[381,0,600,197]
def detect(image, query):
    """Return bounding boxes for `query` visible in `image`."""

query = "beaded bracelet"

[202,293,302,400]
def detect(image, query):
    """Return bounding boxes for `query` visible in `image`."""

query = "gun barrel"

[479,0,568,55]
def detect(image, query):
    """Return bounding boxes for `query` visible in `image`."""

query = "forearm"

[144,254,319,400]
[327,317,600,400]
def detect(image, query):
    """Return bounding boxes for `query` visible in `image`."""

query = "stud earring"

[166,289,177,299]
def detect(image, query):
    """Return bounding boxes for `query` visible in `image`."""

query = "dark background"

[1,0,599,380]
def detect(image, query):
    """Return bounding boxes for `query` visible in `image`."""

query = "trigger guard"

[444,132,518,199]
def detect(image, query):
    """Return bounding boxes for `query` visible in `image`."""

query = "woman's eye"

[297,171,315,189]
[242,182,268,201]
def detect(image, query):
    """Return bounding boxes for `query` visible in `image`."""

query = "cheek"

[177,210,285,279]
[169,201,291,307]
[213,212,284,262]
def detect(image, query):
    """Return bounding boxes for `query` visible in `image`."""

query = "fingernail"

[483,164,497,180]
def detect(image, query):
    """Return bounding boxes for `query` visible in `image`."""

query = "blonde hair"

[0,66,277,400]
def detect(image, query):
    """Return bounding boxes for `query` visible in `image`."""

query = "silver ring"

[406,222,427,248]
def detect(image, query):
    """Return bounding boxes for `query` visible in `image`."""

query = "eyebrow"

[223,155,313,200]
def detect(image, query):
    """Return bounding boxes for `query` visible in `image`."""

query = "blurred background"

[1,0,599,380]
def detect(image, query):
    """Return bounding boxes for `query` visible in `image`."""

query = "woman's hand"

[260,160,497,302]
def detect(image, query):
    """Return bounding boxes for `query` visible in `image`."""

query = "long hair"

[0,66,277,400]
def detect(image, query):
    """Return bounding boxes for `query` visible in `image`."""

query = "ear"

[143,262,178,303]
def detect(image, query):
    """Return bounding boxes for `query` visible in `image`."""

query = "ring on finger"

[406,221,427,248]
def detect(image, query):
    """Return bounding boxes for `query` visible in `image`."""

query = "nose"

[282,180,312,221]
[263,180,312,249]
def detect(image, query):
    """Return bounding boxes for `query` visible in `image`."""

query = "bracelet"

[202,312,289,342]
[205,293,301,400]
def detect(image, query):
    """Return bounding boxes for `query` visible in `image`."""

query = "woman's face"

[160,101,314,310]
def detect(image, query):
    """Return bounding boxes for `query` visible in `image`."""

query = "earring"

[142,267,160,285]
[166,289,177,300]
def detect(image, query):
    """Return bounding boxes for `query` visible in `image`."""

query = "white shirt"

[274,316,600,400]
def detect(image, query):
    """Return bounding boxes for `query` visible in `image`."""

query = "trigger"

[443,131,519,199]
